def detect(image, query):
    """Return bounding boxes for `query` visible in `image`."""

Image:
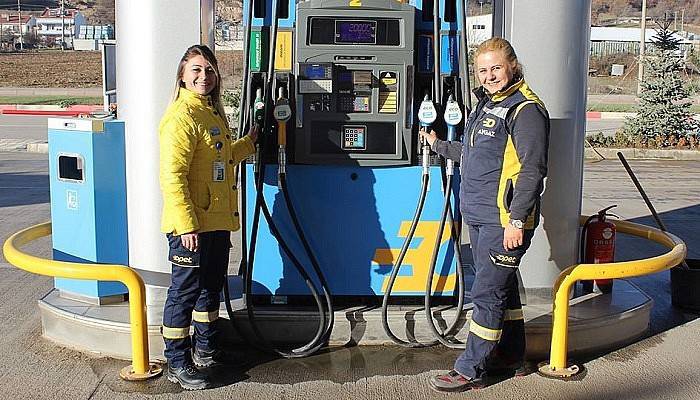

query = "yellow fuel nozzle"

[273,86,292,147]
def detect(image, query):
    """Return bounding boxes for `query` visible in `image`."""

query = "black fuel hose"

[224,0,329,358]
[245,185,328,357]
[424,173,466,349]
[278,172,334,344]
[380,172,439,347]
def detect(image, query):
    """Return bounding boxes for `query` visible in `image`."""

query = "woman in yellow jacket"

[159,44,256,390]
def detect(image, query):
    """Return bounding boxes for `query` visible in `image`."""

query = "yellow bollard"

[538,218,686,379]
[2,222,162,381]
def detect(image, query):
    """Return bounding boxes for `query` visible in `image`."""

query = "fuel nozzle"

[443,95,462,176]
[253,88,265,126]
[273,85,292,181]
[417,94,438,175]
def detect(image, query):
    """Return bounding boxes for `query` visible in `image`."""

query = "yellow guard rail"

[538,217,687,378]
[2,222,162,381]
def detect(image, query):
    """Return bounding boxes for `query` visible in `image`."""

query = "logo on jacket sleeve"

[482,118,496,128]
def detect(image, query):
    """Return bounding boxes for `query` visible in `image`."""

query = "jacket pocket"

[166,233,200,267]
[190,180,210,211]
[205,182,228,213]
[502,178,513,213]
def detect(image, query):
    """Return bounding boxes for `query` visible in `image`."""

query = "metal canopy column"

[115,0,214,314]
[493,0,592,295]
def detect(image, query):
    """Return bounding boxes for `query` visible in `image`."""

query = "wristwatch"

[509,219,524,229]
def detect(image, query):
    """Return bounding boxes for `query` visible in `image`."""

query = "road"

[0,114,48,141]
[585,119,624,136]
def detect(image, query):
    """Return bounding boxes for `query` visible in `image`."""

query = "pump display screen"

[335,21,377,44]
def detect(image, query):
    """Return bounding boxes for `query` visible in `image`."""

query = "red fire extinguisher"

[581,205,618,294]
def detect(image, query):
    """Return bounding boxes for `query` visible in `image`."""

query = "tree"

[623,19,697,147]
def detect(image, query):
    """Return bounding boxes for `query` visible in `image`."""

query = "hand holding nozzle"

[417,94,438,145]
[418,129,438,147]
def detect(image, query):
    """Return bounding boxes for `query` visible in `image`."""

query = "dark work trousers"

[454,224,533,379]
[162,230,230,368]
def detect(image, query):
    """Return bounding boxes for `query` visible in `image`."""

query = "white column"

[495,1,591,296]
[116,0,214,313]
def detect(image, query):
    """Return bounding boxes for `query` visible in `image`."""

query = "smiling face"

[181,54,218,96]
[476,50,515,94]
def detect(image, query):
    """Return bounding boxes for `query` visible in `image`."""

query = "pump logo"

[482,118,496,128]
[374,221,456,293]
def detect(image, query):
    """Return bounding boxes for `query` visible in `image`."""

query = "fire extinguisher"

[581,205,618,294]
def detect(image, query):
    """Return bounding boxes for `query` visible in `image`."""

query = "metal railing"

[2,222,162,381]
[539,217,687,378]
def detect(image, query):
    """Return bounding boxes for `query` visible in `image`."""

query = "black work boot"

[192,347,250,368]
[167,363,210,390]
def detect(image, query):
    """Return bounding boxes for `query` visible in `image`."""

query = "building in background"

[34,7,86,49]
[590,26,694,57]
[0,13,36,49]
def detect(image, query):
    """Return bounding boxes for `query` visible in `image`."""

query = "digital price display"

[335,20,377,44]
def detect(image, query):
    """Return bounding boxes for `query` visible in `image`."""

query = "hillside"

[593,0,700,27]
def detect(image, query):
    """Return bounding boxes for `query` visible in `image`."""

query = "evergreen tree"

[623,19,697,147]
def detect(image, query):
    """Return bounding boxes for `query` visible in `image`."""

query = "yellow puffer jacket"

[159,87,255,235]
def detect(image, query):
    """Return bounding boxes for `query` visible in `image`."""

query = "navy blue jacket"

[432,79,549,228]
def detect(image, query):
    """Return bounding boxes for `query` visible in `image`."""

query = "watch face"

[511,219,524,229]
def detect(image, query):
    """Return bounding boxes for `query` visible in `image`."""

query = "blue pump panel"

[48,118,128,299]
[440,34,459,74]
[417,34,434,74]
[246,165,460,297]
[247,0,296,28]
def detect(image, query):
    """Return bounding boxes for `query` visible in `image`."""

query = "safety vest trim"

[469,320,503,341]
[192,310,219,323]
[162,325,190,340]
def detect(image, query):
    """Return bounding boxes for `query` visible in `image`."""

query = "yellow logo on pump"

[349,0,362,6]
[373,221,456,293]
[483,118,496,128]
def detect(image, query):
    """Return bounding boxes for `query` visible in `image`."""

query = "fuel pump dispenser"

[232,0,334,358]
[241,0,463,351]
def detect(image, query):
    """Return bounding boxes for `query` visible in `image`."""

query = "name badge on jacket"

[213,161,225,181]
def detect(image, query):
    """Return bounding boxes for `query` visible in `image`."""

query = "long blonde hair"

[172,44,229,128]
[474,37,523,81]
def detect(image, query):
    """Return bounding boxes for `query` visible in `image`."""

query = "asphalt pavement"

[1,149,700,399]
